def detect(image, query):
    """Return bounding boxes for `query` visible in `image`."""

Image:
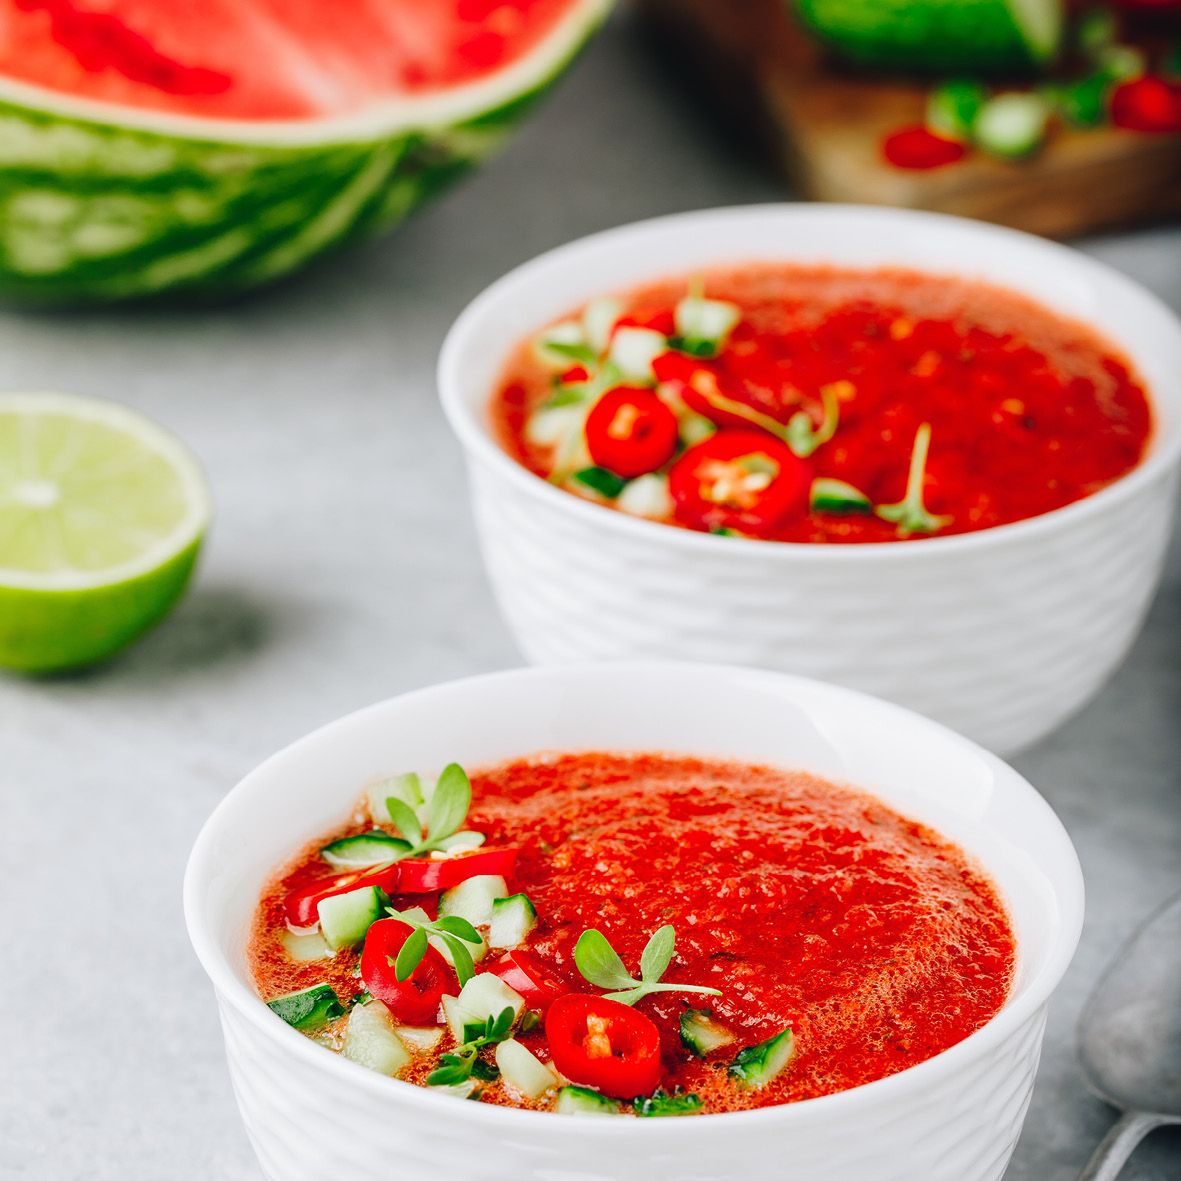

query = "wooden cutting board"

[635,0,1181,238]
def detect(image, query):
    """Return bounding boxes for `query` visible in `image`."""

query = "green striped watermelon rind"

[0,0,613,305]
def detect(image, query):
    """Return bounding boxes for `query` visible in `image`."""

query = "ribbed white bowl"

[440,206,1181,754]
[185,662,1084,1181]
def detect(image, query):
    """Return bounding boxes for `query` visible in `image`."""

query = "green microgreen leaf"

[640,925,676,982]
[427,763,471,844]
[543,340,599,366]
[434,915,483,943]
[441,933,477,988]
[393,925,429,982]
[573,929,635,991]
[385,796,423,845]
[574,926,723,1006]
[428,1006,516,1087]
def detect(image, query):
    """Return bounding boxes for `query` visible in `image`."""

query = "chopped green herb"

[426,1006,516,1087]
[571,466,627,500]
[875,422,952,536]
[634,1089,705,1117]
[519,1010,542,1034]
[573,925,722,1006]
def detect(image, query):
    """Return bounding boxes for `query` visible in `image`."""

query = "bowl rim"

[439,203,1181,564]
[184,660,1085,1136]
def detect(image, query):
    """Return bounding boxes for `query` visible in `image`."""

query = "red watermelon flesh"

[0,0,576,120]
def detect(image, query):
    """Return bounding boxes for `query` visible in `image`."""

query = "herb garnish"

[382,762,484,860]
[574,925,722,1006]
[785,384,841,459]
[875,421,952,536]
[426,1006,516,1087]
[389,910,484,987]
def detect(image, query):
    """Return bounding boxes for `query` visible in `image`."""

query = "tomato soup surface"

[251,753,1015,1115]
[490,266,1153,543]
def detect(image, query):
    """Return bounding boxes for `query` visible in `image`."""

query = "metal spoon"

[1078,891,1181,1180]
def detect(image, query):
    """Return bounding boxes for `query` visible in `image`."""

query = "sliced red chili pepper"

[669,429,811,534]
[583,387,679,479]
[486,950,568,1014]
[613,309,677,337]
[283,863,402,928]
[882,125,968,170]
[559,364,590,384]
[1110,76,1181,133]
[546,994,662,1099]
[360,918,451,1024]
[396,847,519,893]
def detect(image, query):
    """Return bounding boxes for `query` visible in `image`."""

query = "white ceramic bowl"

[439,205,1181,754]
[185,661,1084,1181]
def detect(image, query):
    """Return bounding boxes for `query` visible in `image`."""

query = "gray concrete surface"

[1,10,1179,1179]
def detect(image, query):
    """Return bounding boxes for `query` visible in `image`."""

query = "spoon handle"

[1079,1111,1168,1181]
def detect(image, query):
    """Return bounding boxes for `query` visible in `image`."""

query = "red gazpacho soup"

[250,753,1015,1116]
[489,266,1153,542]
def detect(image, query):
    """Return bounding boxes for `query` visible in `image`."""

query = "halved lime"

[794,0,1064,74]
[0,392,211,673]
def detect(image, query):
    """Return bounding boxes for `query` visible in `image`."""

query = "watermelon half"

[0,0,612,304]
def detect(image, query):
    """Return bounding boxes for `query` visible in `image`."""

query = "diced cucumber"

[555,1085,620,1115]
[495,1038,559,1100]
[396,1025,445,1054]
[342,999,412,1077]
[974,93,1049,160]
[430,1078,480,1099]
[440,875,508,928]
[609,327,667,382]
[634,1090,704,1117]
[571,466,626,501]
[674,295,741,355]
[525,403,586,449]
[441,994,467,1043]
[926,80,986,140]
[677,412,716,448]
[320,831,407,869]
[455,973,526,1029]
[729,1027,796,1089]
[279,928,333,962]
[616,474,673,521]
[680,1008,736,1057]
[435,831,485,854]
[266,984,343,1031]
[535,320,591,368]
[582,298,623,355]
[488,893,538,951]
[317,885,386,952]
[367,772,425,824]
[810,477,872,515]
